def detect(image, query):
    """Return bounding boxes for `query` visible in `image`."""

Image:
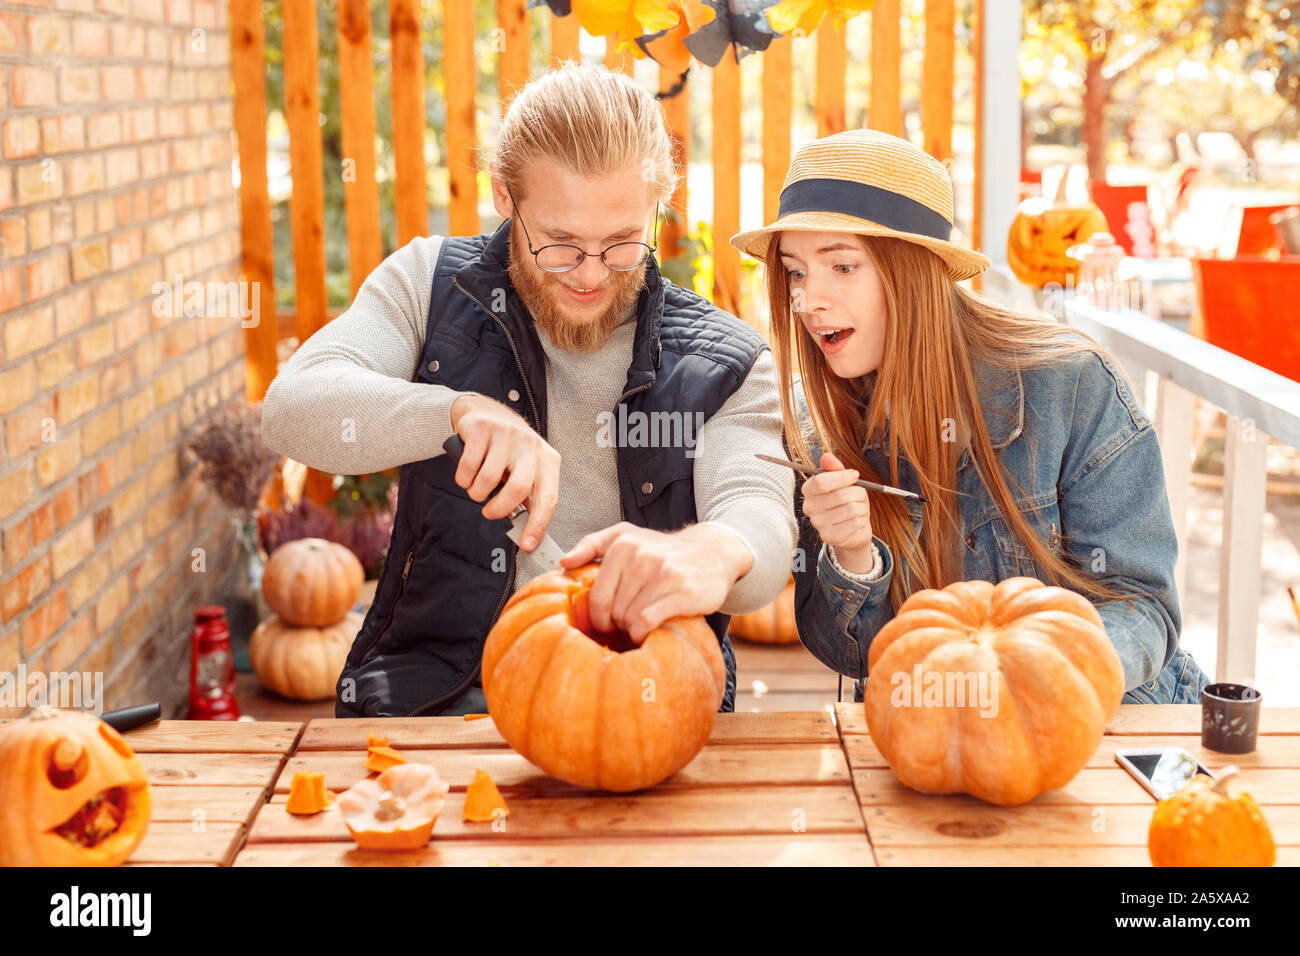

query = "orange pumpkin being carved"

[0,706,152,866]
[261,537,364,627]
[729,574,798,644]
[865,577,1124,806]
[481,562,726,792]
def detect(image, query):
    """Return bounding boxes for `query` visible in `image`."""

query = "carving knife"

[442,434,569,570]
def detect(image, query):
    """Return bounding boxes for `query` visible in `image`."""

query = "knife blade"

[443,434,568,570]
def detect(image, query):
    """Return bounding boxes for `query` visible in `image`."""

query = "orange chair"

[1088,180,1157,257]
[1192,256,1300,382]
[1234,204,1297,257]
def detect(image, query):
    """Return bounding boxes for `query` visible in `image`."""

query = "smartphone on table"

[1115,747,1214,800]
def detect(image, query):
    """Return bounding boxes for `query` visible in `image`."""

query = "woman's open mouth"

[812,327,854,353]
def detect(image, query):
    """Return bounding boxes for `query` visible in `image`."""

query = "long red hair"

[767,234,1141,615]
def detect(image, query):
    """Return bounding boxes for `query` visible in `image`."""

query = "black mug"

[1201,683,1262,754]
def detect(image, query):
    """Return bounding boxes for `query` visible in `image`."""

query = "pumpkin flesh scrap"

[286,771,335,815]
[365,745,406,773]
[463,769,509,822]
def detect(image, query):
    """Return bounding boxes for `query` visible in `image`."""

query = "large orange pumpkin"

[481,562,726,791]
[865,577,1124,806]
[248,611,362,701]
[729,575,798,644]
[1006,197,1110,289]
[261,537,364,627]
[1149,767,1276,867]
[0,706,152,866]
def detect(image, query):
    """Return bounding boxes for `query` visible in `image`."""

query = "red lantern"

[188,606,240,720]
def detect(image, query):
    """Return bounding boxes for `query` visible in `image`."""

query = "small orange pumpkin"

[729,575,798,644]
[261,537,364,627]
[286,771,335,815]
[865,577,1124,806]
[463,769,509,823]
[481,562,726,792]
[0,706,152,866]
[249,611,362,701]
[1149,767,1276,867]
[337,763,450,850]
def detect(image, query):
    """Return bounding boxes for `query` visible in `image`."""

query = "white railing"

[982,265,1300,684]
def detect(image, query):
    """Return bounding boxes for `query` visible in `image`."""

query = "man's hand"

[559,522,754,643]
[448,393,560,552]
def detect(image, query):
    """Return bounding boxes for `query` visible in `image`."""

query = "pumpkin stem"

[1210,766,1239,795]
[375,791,406,822]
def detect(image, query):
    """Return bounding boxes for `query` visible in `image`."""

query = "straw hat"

[730,129,991,281]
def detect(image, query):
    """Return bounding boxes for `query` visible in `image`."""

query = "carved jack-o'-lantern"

[1006,197,1111,289]
[0,706,152,866]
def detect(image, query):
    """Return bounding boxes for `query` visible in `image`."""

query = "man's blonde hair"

[491,62,679,203]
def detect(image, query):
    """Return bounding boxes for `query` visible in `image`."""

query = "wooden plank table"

[835,703,1300,866]
[119,720,303,866]
[234,711,875,866]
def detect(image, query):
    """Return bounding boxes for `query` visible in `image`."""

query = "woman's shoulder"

[1016,334,1149,432]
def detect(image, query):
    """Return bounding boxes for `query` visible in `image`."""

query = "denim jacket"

[792,337,1211,706]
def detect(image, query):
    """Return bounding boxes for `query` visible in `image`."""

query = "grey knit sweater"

[261,235,796,616]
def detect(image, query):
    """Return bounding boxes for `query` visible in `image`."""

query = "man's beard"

[507,223,647,354]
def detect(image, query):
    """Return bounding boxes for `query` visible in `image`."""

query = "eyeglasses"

[508,189,659,273]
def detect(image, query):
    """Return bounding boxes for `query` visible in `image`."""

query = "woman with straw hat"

[731,129,1210,705]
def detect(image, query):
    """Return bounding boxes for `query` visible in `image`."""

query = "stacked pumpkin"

[251,537,365,701]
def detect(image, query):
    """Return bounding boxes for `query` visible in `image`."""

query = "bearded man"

[262,63,796,717]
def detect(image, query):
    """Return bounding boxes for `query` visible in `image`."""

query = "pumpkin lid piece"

[337,763,450,850]
[463,769,509,823]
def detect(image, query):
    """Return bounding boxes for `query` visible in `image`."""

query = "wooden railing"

[233,0,992,411]
[984,267,1300,685]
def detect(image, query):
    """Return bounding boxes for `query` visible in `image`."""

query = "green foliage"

[327,472,395,521]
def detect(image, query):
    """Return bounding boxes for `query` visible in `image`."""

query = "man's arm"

[260,235,466,474]
[691,348,798,615]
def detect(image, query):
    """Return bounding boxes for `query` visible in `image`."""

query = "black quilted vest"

[334,220,766,717]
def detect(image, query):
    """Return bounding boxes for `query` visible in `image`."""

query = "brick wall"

[0,0,249,718]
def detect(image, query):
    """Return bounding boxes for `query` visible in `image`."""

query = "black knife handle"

[100,703,161,732]
[442,434,466,463]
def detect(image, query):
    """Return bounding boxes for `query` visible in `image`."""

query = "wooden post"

[391,0,429,244]
[550,8,580,65]
[444,0,480,236]
[282,0,332,505]
[338,0,382,300]
[815,18,846,138]
[711,47,741,317]
[498,0,530,112]
[1218,415,1268,683]
[230,0,277,402]
[605,36,634,75]
[922,0,955,165]
[659,64,690,262]
[978,0,1020,273]
[762,37,793,227]
[870,0,902,137]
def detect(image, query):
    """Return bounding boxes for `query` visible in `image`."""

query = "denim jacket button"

[965,532,975,550]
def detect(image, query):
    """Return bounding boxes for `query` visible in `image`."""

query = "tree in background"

[1024,0,1204,182]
